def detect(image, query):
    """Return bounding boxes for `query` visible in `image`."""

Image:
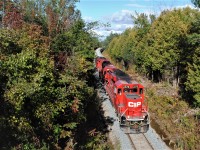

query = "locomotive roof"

[113,69,129,77]
[115,79,139,87]
[104,64,116,69]
[113,69,133,83]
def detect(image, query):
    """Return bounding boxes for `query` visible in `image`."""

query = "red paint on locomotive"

[96,56,149,133]
[95,57,111,80]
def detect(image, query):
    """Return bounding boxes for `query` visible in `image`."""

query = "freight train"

[95,48,150,133]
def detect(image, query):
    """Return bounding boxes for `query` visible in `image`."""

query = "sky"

[76,0,195,39]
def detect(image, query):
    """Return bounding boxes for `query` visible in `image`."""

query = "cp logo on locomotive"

[128,102,141,107]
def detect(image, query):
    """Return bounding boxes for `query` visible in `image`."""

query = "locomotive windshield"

[125,94,140,99]
[123,86,138,93]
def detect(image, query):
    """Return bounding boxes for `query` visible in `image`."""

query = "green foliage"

[0,29,22,56]
[51,31,74,54]
[120,29,135,62]
[106,7,200,105]
[183,17,200,106]
[106,12,155,71]
[192,0,200,7]
[51,19,99,59]
[0,14,105,150]
[0,0,109,149]
[102,32,119,49]
[185,63,200,105]
[85,131,109,150]
[146,7,198,72]
[132,12,154,40]
[147,89,200,150]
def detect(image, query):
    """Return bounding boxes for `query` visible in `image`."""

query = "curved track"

[95,48,170,150]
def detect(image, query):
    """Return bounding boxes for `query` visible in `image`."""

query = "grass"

[147,89,200,150]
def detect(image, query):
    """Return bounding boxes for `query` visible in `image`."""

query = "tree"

[102,32,119,49]
[192,0,200,8]
[132,12,155,39]
[184,18,200,106]
[0,0,105,149]
[45,0,80,37]
[1,0,23,29]
[144,7,199,83]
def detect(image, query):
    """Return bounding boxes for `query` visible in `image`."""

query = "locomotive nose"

[125,94,143,119]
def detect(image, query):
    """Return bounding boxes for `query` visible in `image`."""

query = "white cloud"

[81,1,196,40]
[93,29,121,37]
[82,9,158,39]
[92,23,134,40]
[175,4,195,9]
[107,24,133,31]
[108,10,135,24]
[92,28,121,41]
[82,10,136,39]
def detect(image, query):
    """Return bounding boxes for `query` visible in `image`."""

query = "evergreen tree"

[192,0,200,7]
[185,18,200,106]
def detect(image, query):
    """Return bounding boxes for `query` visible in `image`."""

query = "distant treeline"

[103,7,200,106]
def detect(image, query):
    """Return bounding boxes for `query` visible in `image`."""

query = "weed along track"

[95,48,170,150]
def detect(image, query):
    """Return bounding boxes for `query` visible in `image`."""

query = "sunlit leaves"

[0,29,22,56]
[0,0,103,149]
[146,8,191,72]
[106,7,200,105]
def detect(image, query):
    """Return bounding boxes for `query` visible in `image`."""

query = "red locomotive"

[95,57,111,81]
[95,54,149,133]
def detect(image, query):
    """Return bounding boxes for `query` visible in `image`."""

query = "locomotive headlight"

[127,116,130,118]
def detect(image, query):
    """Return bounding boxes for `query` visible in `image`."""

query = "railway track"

[95,48,170,150]
[96,76,149,150]
[96,72,169,150]
[128,133,154,150]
